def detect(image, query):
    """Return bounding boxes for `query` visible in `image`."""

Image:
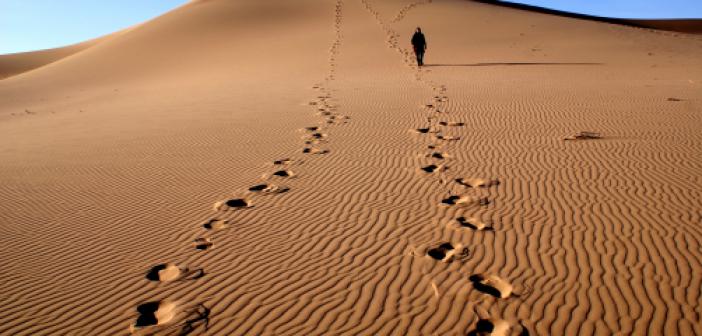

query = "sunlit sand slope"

[0,0,701,335]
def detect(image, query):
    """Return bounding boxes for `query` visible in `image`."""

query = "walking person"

[411,27,427,66]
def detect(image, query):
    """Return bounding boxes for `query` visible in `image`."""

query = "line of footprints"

[129,4,348,333]
[129,90,346,335]
[360,2,534,332]
[410,93,530,336]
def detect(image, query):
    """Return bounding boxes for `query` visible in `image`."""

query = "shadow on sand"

[424,62,602,67]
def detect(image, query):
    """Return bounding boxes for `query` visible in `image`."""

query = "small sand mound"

[456,178,500,188]
[469,274,514,299]
[564,131,601,140]
[146,264,183,282]
[145,264,203,282]
[203,219,230,231]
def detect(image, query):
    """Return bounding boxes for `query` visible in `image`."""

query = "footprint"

[441,195,489,207]
[467,318,512,336]
[213,198,252,211]
[412,126,436,134]
[435,134,460,141]
[439,121,464,127]
[272,170,295,178]
[469,274,515,299]
[305,139,324,145]
[203,219,230,231]
[564,131,601,141]
[303,147,330,154]
[456,216,494,231]
[248,183,289,194]
[145,263,204,282]
[130,300,178,332]
[193,238,213,251]
[130,301,210,335]
[425,152,450,160]
[419,164,446,174]
[426,242,469,263]
[308,132,326,139]
[456,178,500,188]
[273,158,294,165]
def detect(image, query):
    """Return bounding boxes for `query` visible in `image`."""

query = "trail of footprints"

[359,0,533,334]
[128,1,348,333]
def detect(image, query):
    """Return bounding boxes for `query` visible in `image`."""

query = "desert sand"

[1,0,701,335]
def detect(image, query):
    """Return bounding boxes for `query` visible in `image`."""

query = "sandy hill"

[0,28,135,80]
[1,0,701,335]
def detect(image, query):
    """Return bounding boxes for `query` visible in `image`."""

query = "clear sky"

[0,0,188,54]
[1,1,700,55]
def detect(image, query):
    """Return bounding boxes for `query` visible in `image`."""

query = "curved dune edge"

[473,0,702,34]
[0,27,135,80]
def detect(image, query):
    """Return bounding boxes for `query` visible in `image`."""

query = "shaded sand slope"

[0,33,120,80]
[474,0,702,34]
[624,19,702,34]
[0,40,97,80]
[0,26,139,80]
[1,0,702,335]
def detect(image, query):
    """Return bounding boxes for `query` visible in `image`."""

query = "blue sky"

[0,0,188,54]
[1,1,700,55]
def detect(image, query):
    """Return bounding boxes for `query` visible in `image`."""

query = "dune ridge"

[473,0,702,34]
[0,27,138,80]
[1,0,701,335]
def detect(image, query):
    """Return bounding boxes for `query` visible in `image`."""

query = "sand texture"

[1,0,702,335]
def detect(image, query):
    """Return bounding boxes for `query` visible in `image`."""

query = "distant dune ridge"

[0,28,134,80]
[1,0,701,335]
[474,0,702,33]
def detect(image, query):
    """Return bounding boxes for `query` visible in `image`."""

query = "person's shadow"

[424,62,602,67]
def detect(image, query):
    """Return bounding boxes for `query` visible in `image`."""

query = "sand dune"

[0,38,101,80]
[1,0,701,335]
[0,28,134,80]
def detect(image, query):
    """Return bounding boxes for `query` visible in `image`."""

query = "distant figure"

[411,27,427,66]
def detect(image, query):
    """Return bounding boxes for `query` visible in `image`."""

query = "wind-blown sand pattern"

[1,0,701,335]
